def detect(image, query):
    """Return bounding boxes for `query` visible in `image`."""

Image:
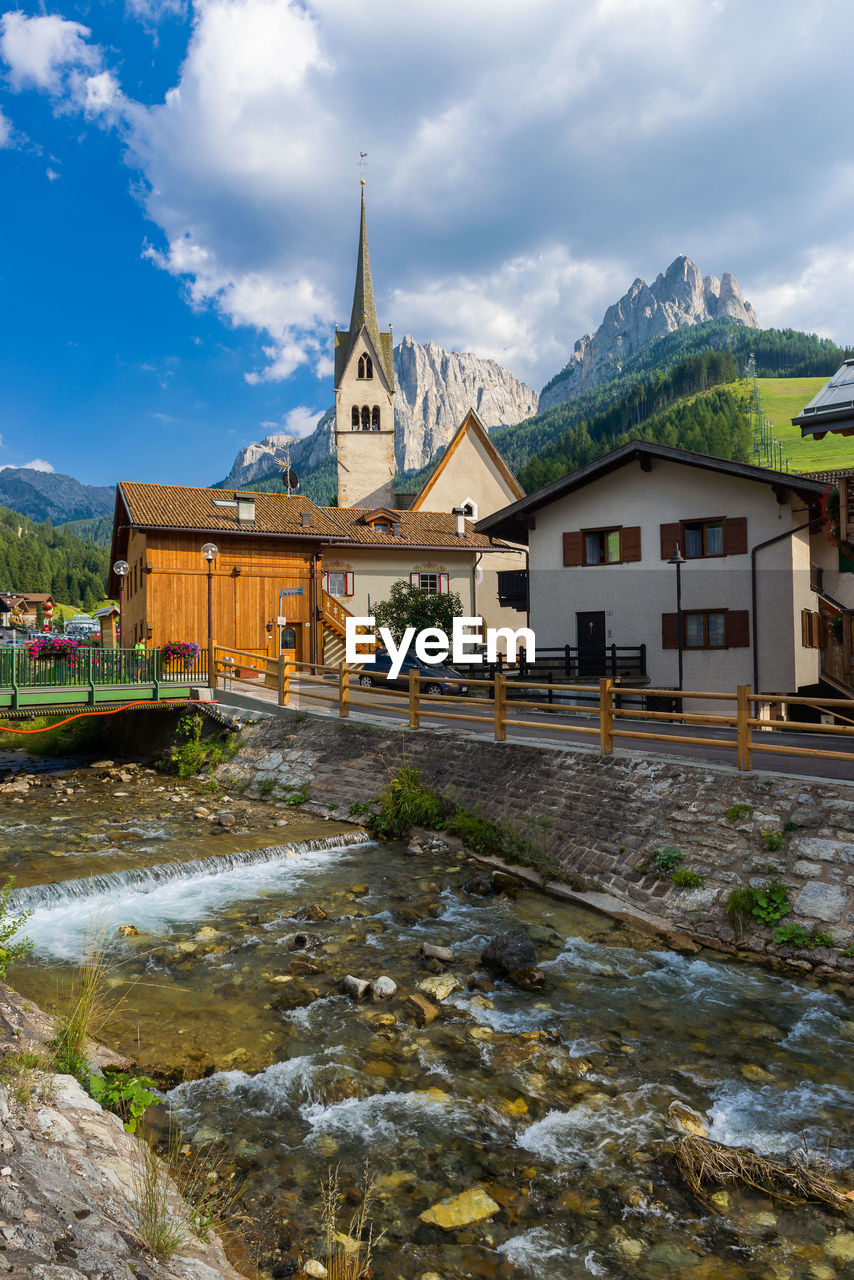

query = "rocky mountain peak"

[539,255,759,411]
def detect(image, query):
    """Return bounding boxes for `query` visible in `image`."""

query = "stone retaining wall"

[214,713,854,980]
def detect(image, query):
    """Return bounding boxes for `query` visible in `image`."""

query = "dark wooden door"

[577,611,606,678]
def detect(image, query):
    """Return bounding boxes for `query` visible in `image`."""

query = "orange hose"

[0,700,218,735]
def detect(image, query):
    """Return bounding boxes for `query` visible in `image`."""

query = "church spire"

[348,182,381,354]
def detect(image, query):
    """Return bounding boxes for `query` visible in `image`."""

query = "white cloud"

[0,458,55,472]
[278,405,323,439]
[4,0,854,396]
[0,11,98,93]
[0,106,13,147]
[46,166,59,181]
[126,0,187,23]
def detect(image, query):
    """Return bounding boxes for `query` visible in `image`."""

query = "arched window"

[357,354,373,380]
[351,406,359,430]
[361,405,371,430]
[371,406,380,430]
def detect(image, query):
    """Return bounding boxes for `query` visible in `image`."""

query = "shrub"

[761,828,784,852]
[653,847,685,873]
[0,877,32,979]
[751,877,792,927]
[671,868,704,889]
[726,886,757,938]
[726,803,752,823]
[51,934,109,1081]
[773,923,835,950]
[90,1072,158,1134]
[365,767,444,839]
[285,785,309,807]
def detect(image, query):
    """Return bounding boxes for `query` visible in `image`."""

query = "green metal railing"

[0,646,209,709]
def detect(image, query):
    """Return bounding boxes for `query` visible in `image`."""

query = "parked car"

[356,650,468,695]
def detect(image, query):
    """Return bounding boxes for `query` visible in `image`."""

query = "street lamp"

[668,541,686,692]
[112,560,129,648]
[201,543,218,688]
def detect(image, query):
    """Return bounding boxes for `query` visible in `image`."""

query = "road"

[218,676,854,783]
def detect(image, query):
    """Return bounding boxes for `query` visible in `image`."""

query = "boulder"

[463,875,495,896]
[481,930,537,976]
[405,993,440,1026]
[420,942,455,963]
[371,976,397,1001]
[418,975,461,1003]
[217,811,236,828]
[289,932,323,953]
[293,904,329,922]
[343,975,371,1000]
[507,966,546,992]
[667,1100,708,1137]
[419,1186,500,1230]
[117,924,139,937]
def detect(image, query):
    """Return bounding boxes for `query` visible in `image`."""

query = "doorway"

[577,611,606,678]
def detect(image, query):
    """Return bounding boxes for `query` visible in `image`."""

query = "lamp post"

[668,541,686,692]
[112,560,129,650]
[201,543,218,689]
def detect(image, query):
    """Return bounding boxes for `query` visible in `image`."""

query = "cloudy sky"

[1,0,853,485]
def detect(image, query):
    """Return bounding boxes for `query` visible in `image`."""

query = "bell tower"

[334,183,396,508]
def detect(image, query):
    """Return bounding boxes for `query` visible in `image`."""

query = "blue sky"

[1,0,854,488]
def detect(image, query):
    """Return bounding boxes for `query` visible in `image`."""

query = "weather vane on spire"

[358,152,368,185]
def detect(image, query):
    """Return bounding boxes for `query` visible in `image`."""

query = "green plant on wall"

[750,877,792,927]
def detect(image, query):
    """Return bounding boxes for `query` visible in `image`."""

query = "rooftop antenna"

[278,444,299,496]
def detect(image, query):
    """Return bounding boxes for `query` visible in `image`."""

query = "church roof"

[411,409,524,511]
[334,186,394,390]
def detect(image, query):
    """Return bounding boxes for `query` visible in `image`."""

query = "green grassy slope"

[757,378,854,474]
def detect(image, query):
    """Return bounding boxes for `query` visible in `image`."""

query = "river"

[4,754,854,1279]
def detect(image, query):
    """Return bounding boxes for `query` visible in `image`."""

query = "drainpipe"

[751,515,822,692]
[472,552,482,633]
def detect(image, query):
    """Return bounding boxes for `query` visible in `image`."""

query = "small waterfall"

[11,832,368,914]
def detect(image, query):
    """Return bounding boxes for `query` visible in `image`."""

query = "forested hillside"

[0,506,109,610]
[496,324,851,478]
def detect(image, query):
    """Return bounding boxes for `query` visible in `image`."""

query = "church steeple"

[348,184,380,356]
[334,183,396,508]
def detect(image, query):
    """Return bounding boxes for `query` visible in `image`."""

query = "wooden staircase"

[321,590,374,665]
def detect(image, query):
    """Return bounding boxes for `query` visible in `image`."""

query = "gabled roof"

[476,440,828,545]
[411,408,524,511]
[117,483,346,539]
[797,467,854,486]
[333,186,395,390]
[793,360,854,438]
[318,504,504,550]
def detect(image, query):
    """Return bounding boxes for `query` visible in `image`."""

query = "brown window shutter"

[726,609,750,648]
[809,611,821,648]
[662,612,679,649]
[660,522,680,560]
[562,531,583,566]
[723,517,748,556]
[801,608,812,648]
[620,526,642,562]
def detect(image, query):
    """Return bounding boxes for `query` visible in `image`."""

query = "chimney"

[392,521,402,538]
[237,499,256,524]
[301,511,311,528]
[451,506,467,538]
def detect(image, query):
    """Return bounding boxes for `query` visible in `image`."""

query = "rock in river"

[343,975,371,1000]
[371,976,397,1001]
[481,930,537,976]
[419,1186,500,1230]
[418,974,461,1002]
[507,965,546,992]
[667,1100,708,1137]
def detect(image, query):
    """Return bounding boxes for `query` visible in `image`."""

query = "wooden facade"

[121,530,320,664]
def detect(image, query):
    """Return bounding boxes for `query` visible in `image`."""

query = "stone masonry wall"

[213,713,854,980]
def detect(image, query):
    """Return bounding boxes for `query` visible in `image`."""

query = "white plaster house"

[477,441,832,702]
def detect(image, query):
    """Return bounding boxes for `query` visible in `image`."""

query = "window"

[371,405,380,430]
[684,610,727,648]
[323,571,354,597]
[683,519,723,558]
[357,354,373,379]
[410,572,449,595]
[360,406,371,430]
[584,528,622,565]
[372,522,389,533]
[351,406,359,429]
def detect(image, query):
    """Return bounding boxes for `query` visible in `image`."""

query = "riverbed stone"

[342,975,370,1000]
[421,942,455,963]
[481,930,537,976]
[419,1187,500,1230]
[667,1100,708,1137]
[418,975,461,1002]
[405,993,440,1025]
[794,882,847,924]
[371,976,397,1001]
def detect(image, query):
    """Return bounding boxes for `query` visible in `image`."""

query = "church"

[109,186,527,665]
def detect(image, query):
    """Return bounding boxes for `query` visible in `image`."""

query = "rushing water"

[5,761,854,1280]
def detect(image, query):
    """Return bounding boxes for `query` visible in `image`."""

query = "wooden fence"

[212,648,854,772]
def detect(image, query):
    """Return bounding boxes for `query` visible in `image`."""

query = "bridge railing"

[0,645,208,703]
